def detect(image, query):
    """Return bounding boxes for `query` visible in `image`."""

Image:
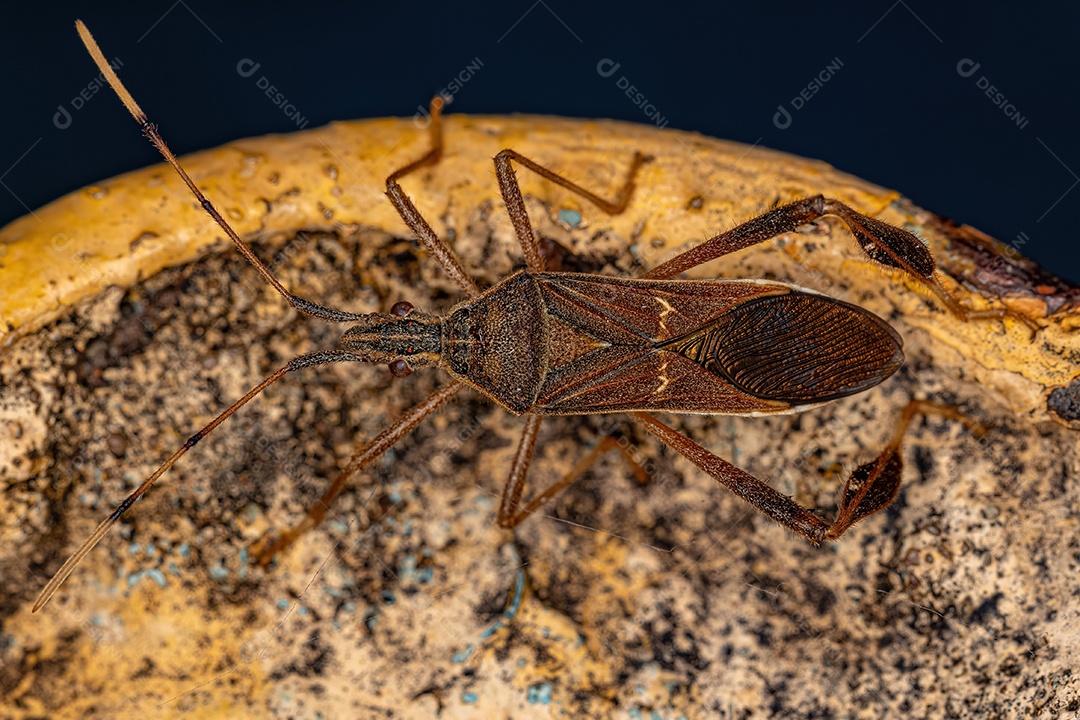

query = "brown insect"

[35,21,1010,611]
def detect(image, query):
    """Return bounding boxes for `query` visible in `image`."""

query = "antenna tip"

[32,591,50,613]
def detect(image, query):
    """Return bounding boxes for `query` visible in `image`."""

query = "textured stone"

[1,115,1077,718]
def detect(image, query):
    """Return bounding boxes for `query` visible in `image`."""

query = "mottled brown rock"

[1,115,1077,718]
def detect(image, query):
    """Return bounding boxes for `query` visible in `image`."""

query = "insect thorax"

[443,272,548,415]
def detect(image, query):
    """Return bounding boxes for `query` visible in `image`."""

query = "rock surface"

[1,115,1077,718]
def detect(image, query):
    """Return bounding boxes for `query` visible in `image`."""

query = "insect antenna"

[75,20,363,324]
[35,22,381,611]
[33,350,368,611]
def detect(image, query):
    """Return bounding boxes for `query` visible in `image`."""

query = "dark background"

[2,3,1077,281]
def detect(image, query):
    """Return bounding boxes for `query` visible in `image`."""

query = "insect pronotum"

[34,21,1015,612]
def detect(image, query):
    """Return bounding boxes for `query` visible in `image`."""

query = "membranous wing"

[532,273,903,416]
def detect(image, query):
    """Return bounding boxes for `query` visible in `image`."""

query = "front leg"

[251,381,465,565]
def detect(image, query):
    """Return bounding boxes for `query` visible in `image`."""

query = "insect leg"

[252,380,466,564]
[384,96,481,298]
[499,431,650,529]
[498,414,543,527]
[641,194,1034,331]
[628,403,984,545]
[387,96,447,186]
[826,400,985,540]
[629,412,831,544]
[492,149,649,271]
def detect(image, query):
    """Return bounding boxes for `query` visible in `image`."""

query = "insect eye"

[389,359,412,378]
[390,301,414,317]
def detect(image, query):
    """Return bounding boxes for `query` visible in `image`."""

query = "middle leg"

[498,429,652,530]
[486,139,649,527]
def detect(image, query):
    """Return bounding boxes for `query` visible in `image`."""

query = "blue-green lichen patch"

[125,567,168,591]
[527,681,553,704]
[558,208,583,228]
